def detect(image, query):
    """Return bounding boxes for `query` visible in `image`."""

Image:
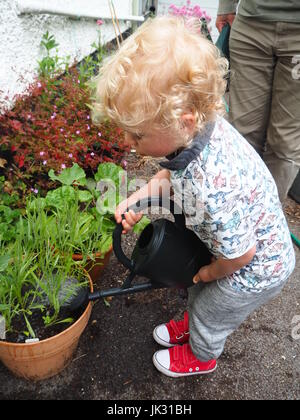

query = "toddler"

[92,16,295,377]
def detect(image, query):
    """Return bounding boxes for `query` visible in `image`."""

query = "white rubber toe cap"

[154,349,170,369]
[153,324,173,347]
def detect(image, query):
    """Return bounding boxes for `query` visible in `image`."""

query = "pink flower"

[76,130,80,135]
[98,132,102,137]
[90,152,95,157]
[39,151,45,156]
[61,164,66,169]
[168,1,209,21]
[68,153,73,158]
[43,160,47,165]
[97,19,104,26]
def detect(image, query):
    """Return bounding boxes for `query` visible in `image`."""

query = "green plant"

[0,31,126,196]
[45,162,149,257]
[78,41,107,86]
[0,222,43,336]
[26,196,90,317]
[38,31,70,79]
[0,205,88,339]
[0,161,150,341]
[0,176,24,245]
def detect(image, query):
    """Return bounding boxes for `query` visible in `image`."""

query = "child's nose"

[124,132,135,148]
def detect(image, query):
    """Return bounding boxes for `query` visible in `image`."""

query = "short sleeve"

[217,0,239,15]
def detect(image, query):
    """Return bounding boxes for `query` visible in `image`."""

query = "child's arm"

[193,245,257,284]
[115,169,171,233]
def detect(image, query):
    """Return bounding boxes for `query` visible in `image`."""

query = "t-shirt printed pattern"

[170,118,295,292]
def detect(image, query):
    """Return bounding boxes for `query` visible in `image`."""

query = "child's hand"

[115,200,143,234]
[193,257,217,284]
[193,246,256,284]
[193,265,213,284]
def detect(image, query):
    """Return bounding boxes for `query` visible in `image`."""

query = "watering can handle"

[112,197,185,271]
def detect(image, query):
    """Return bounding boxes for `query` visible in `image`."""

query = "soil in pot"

[2,305,86,344]
[1,275,90,344]
[0,275,93,380]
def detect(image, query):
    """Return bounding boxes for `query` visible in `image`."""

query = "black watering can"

[65,197,212,313]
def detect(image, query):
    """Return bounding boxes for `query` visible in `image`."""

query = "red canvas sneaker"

[153,343,217,378]
[153,311,190,347]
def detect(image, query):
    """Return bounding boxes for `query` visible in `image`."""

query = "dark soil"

[3,305,86,343]
[0,153,299,400]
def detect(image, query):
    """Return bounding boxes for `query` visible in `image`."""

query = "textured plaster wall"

[0,0,132,111]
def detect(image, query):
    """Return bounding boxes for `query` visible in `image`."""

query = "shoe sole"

[153,325,174,348]
[152,352,217,378]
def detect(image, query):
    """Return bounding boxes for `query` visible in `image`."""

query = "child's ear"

[180,113,196,135]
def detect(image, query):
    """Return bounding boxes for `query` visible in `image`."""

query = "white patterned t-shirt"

[162,117,295,293]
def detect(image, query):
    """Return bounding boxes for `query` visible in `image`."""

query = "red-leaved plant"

[0,67,128,192]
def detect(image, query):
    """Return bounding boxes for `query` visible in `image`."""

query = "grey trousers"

[188,279,286,361]
[229,15,300,202]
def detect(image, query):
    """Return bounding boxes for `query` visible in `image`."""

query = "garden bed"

[0,152,299,399]
[0,32,128,198]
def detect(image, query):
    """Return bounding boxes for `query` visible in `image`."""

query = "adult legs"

[228,16,276,156]
[264,22,300,202]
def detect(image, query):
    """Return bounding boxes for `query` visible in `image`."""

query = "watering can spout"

[88,282,156,301]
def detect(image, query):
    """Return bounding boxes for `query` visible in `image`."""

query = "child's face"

[124,127,180,157]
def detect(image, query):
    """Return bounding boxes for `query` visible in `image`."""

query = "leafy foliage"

[0,32,128,193]
[0,176,23,244]
[0,162,149,339]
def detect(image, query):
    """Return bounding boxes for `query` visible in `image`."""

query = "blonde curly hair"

[92,16,228,142]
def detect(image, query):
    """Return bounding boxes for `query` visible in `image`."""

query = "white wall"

[157,0,219,42]
[0,0,220,112]
[0,0,133,111]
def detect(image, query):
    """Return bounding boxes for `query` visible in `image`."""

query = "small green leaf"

[24,314,36,339]
[45,186,76,209]
[48,163,86,186]
[94,163,126,190]
[53,318,74,325]
[78,190,93,203]
[0,255,11,272]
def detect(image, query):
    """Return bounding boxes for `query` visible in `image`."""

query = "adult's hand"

[216,13,236,32]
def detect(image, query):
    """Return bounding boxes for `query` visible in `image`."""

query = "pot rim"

[72,244,113,260]
[0,271,93,348]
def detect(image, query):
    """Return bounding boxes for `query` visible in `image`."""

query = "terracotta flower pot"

[0,275,93,381]
[72,245,113,284]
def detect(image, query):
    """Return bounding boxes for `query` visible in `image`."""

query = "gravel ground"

[0,155,299,401]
